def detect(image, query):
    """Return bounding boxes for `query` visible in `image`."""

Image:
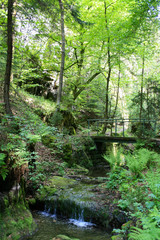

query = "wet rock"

[53,235,79,240]
[111,235,123,240]
[33,176,126,231]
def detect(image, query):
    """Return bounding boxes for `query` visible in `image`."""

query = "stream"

[27,165,113,240]
[27,211,111,240]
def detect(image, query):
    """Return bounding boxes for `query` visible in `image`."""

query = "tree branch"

[73,72,101,100]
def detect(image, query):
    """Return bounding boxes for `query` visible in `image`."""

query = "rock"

[63,143,73,166]
[53,235,79,240]
[111,235,123,240]
[55,235,70,240]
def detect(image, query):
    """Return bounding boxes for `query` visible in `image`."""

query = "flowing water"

[27,163,113,240]
[27,211,111,240]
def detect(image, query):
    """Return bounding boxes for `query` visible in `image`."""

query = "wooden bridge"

[87,118,160,144]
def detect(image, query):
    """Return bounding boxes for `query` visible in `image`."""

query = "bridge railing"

[87,119,159,137]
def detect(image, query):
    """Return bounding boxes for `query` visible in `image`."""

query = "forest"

[0,0,160,239]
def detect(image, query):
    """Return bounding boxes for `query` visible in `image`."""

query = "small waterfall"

[39,200,96,228]
[39,204,56,219]
[69,205,95,228]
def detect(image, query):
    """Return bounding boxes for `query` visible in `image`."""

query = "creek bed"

[27,211,111,240]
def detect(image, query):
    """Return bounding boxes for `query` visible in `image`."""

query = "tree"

[57,0,65,109]
[9,0,159,125]
[3,0,15,115]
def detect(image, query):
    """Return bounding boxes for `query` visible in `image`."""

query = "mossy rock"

[111,235,123,240]
[48,110,76,135]
[73,165,89,175]
[28,198,36,206]
[0,202,36,240]
[53,235,79,240]
[41,134,57,148]
[35,177,77,202]
[63,143,73,166]
[48,176,76,189]
[36,186,57,201]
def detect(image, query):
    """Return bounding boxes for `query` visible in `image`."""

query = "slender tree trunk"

[57,0,65,109]
[4,0,14,115]
[73,38,85,100]
[102,1,112,134]
[112,59,121,118]
[146,84,149,120]
[105,47,111,120]
[139,53,145,120]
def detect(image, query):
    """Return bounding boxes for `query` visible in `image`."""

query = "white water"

[39,206,57,219]
[29,211,111,240]
[39,207,96,228]
[69,218,96,227]
[40,211,57,219]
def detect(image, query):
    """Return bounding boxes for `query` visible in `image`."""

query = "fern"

[103,148,124,169]
[129,221,160,240]
[145,171,160,199]
[129,224,160,240]
[126,148,157,177]
[129,208,160,240]
[0,153,8,180]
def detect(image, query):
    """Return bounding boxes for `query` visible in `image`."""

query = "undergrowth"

[104,147,160,240]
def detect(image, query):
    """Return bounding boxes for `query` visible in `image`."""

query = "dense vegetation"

[0,0,160,239]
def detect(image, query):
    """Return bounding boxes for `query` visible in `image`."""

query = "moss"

[41,134,57,148]
[48,110,77,135]
[36,185,57,201]
[48,176,76,189]
[28,198,36,206]
[54,235,79,240]
[0,202,36,240]
[111,235,123,240]
[73,165,89,175]
[63,143,73,166]
[4,197,9,208]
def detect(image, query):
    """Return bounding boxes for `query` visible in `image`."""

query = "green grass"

[16,88,56,115]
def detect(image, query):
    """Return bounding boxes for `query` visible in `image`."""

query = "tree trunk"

[102,1,112,134]
[112,58,121,118]
[104,39,111,121]
[139,53,145,120]
[57,0,65,109]
[4,0,14,115]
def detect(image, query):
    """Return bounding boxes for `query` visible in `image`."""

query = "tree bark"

[112,58,121,118]
[57,0,65,109]
[102,1,112,134]
[4,0,14,115]
[104,37,111,120]
[139,52,145,120]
